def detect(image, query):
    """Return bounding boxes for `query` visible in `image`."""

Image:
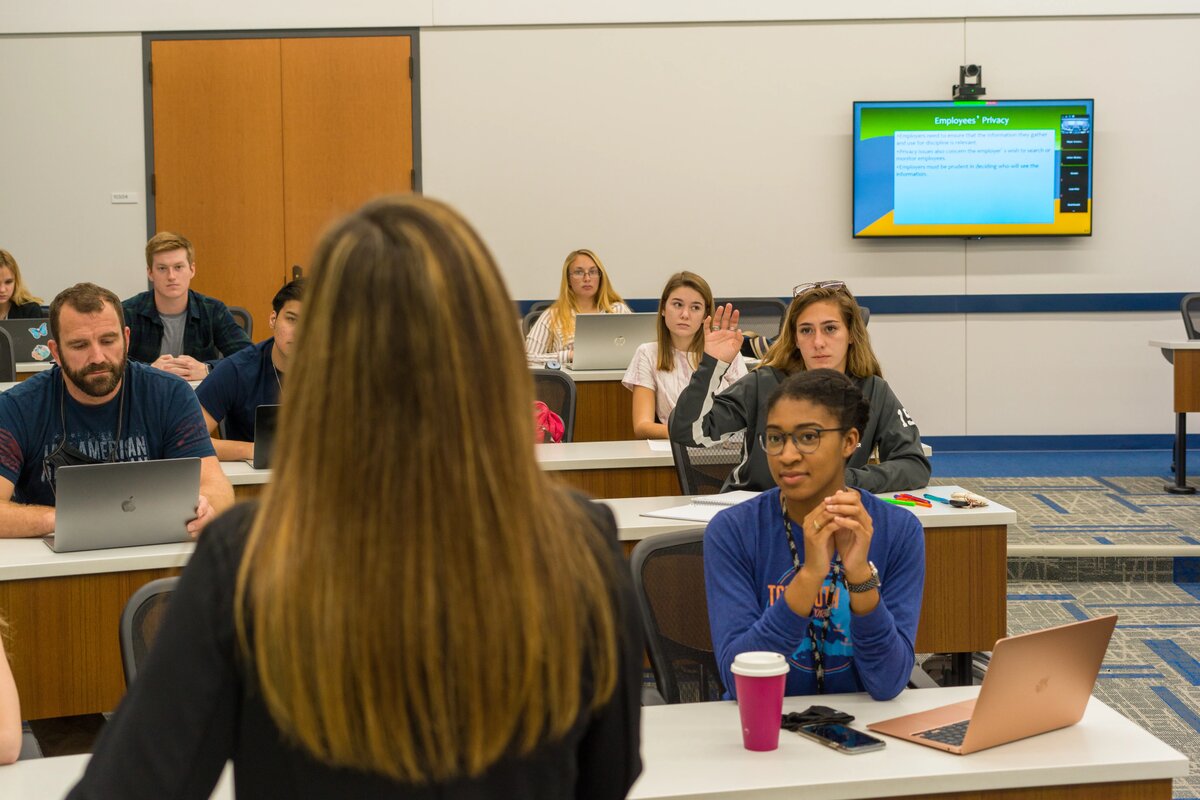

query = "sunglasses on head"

[792,280,846,296]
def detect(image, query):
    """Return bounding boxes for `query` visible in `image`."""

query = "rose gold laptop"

[867,614,1117,755]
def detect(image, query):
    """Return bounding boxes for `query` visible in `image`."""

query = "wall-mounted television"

[852,99,1093,238]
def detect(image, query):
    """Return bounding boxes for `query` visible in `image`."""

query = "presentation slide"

[853,100,1093,237]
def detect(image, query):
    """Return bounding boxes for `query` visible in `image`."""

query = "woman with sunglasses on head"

[525,249,630,366]
[68,197,643,799]
[669,280,930,494]
[622,271,747,438]
[705,369,924,700]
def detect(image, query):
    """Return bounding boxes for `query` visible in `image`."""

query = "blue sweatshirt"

[704,487,924,700]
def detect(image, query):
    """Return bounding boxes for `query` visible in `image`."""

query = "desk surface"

[629,687,1186,799]
[1150,339,1200,349]
[0,689,1182,800]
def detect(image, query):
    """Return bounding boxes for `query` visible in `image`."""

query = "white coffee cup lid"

[730,651,789,678]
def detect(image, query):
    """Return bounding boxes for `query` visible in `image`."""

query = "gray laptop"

[245,404,279,470]
[0,318,53,364]
[570,312,658,371]
[44,458,201,553]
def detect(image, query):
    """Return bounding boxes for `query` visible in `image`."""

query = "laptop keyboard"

[917,719,970,746]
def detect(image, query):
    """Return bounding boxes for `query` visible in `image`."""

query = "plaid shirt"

[122,289,252,368]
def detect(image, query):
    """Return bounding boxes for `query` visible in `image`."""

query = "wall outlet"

[110,191,140,204]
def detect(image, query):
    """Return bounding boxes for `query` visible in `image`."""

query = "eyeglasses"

[792,280,846,296]
[759,427,848,455]
[569,268,601,279]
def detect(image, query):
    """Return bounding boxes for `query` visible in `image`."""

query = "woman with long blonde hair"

[669,280,930,494]
[69,197,643,799]
[0,249,45,319]
[524,248,630,365]
[622,271,747,438]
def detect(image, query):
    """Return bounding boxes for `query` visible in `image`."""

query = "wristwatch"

[845,562,881,593]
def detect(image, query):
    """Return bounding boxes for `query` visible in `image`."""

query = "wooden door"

[151,39,287,335]
[151,35,414,337]
[281,36,414,272]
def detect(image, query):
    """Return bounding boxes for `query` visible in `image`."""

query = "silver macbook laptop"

[570,313,658,371]
[0,318,53,364]
[44,458,201,553]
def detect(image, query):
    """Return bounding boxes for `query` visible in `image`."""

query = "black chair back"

[0,328,15,383]
[716,297,787,339]
[522,308,543,336]
[228,306,253,339]
[531,369,577,442]
[670,431,746,495]
[630,529,724,704]
[1183,293,1200,339]
[859,305,871,327]
[119,577,180,686]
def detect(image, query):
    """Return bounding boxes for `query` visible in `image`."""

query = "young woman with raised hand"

[622,271,747,439]
[669,280,930,494]
[68,196,643,799]
[705,369,925,700]
[525,248,630,365]
[0,249,45,319]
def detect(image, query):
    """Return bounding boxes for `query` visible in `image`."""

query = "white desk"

[630,687,1185,800]
[1150,339,1199,494]
[0,689,1182,800]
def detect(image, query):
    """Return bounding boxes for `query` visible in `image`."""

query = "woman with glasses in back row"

[524,249,630,366]
[669,280,930,494]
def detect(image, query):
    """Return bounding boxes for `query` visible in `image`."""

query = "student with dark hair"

[123,232,252,381]
[0,283,233,539]
[704,369,925,701]
[196,279,304,462]
[670,280,930,493]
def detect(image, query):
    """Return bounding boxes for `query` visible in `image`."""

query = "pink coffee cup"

[731,651,790,751]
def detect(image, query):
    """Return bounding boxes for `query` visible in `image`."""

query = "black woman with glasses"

[524,248,630,365]
[704,369,924,700]
[669,279,930,493]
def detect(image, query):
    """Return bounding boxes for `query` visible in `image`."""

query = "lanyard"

[780,494,843,694]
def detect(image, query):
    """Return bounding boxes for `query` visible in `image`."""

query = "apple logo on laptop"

[614,336,626,346]
[121,496,137,513]
[1035,676,1049,693]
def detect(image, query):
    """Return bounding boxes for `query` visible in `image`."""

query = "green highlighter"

[883,498,917,507]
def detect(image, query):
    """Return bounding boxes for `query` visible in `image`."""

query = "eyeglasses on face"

[759,426,848,455]
[792,280,846,296]
[569,268,601,279]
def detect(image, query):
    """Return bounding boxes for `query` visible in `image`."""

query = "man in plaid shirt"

[123,232,252,381]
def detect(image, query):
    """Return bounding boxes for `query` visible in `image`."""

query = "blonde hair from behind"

[758,283,882,378]
[655,271,715,372]
[0,249,44,307]
[235,196,619,784]
[546,248,625,341]
[144,232,195,268]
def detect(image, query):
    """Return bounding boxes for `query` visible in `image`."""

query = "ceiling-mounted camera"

[952,64,986,100]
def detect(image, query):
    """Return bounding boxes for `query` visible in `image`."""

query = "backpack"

[534,401,565,444]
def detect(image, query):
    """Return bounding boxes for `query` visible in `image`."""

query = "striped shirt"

[524,302,631,365]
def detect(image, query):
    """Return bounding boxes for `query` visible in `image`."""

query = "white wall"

[2,8,1196,438]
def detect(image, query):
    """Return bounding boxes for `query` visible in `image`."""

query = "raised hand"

[703,303,743,364]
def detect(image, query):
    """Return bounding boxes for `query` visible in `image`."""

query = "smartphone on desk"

[797,722,886,754]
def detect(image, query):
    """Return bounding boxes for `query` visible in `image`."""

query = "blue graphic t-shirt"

[0,362,215,507]
[194,338,280,442]
[704,487,926,700]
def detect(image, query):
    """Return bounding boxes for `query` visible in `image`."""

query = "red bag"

[534,401,565,444]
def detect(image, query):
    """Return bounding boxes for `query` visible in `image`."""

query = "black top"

[4,300,44,319]
[68,499,643,800]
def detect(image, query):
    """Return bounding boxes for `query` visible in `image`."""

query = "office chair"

[859,305,871,327]
[629,529,725,704]
[717,297,786,340]
[18,728,43,760]
[0,328,15,383]
[228,306,253,339]
[119,576,180,686]
[522,308,543,337]
[670,431,746,495]
[531,369,577,442]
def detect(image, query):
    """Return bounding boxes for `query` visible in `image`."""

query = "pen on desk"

[923,494,951,505]
[884,498,917,507]
[895,493,932,507]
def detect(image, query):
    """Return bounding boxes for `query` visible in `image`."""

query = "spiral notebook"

[640,491,761,523]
